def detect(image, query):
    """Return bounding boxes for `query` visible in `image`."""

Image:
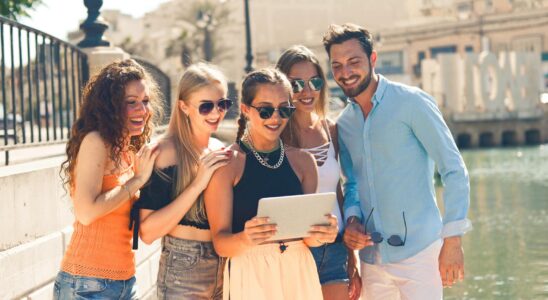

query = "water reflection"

[439,145,548,299]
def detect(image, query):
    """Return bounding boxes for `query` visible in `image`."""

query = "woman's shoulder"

[228,143,246,167]
[80,131,108,155]
[286,146,315,169]
[325,118,337,138]
[154,137,177,169]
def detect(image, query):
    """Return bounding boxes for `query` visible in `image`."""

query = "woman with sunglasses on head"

[55,59,162,299]
[204,68,339,300]
[277,45,362,300]
[133,63,233,299]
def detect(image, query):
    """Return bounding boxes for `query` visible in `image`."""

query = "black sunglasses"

[196,98,233,115]
[364,208,407,247]
[290,76,324,93]
[249,105,296,119]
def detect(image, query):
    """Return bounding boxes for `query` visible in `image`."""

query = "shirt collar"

[348,73,388,106]
[372,74,387,105]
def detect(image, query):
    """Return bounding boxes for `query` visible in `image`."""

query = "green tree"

[165,0,232,66]
[0,0,43,20]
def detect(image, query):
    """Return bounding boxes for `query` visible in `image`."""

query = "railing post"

[77,0,130,78]
[77,0,110,48]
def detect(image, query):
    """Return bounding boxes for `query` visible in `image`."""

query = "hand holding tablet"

[256,192,338,242]
[240,217,278,246]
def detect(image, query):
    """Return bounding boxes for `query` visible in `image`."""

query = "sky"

[19,0,171,40]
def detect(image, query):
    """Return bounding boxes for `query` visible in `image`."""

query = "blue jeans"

[157,236,225,300]
[53,271,137,299]
[310,239,349,285]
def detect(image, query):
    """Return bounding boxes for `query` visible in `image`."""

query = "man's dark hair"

[322,23,374,58]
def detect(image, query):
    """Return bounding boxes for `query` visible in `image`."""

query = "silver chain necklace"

[243,133,285,169]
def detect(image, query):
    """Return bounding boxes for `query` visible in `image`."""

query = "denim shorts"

[53,271,137,300]
[157,236,225,300]
[310,239,349,285]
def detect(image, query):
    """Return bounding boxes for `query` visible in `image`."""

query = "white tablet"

[256,192,337,242]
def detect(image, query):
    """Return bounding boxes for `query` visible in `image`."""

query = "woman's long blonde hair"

[276,45,329,147]
[166,62,227,224]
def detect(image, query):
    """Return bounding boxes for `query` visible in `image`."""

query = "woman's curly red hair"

[61,59,163,189]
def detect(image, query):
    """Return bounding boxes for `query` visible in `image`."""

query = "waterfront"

[442,144,548,299]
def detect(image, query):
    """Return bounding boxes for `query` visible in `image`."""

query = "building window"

[376,51,404,75]
[512,36,542,52]
[430,45,457,58]
[413,51,426,77]
[465,45,474,53]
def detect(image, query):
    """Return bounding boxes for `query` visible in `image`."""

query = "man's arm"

[338,129,363,223]
[338,127,373,250]
[409,93,472,236]
[409,92,472,287]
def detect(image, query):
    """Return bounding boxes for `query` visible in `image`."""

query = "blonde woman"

[205,68,338,300]
[277,45,362,300]
[133,63,233,299]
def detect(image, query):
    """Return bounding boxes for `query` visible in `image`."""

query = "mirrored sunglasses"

[290,76,324,93]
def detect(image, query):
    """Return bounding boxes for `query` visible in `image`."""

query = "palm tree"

[165,0,232,66]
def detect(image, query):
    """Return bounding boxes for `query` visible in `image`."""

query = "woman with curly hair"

[53,59,163,299]
[134,63,233,299]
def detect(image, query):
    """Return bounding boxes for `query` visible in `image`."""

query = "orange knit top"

[61,154,137,280]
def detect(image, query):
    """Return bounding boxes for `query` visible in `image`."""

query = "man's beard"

[339,64,372,98]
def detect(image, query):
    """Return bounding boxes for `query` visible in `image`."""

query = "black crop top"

[138,166,209,229]
[129,166,209,249]
[231,140,303,233]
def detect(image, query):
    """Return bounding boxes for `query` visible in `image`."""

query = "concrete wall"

[0,158,161,300]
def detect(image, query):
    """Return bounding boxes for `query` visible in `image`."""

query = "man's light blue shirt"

[337,74,472,264]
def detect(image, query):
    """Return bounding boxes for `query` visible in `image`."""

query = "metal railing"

[0,16,88,165]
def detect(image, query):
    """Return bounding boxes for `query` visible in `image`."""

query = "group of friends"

[52,23,472,300]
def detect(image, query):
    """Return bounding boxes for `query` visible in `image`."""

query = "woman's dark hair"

[235,68,292,142]
[61,59,163,189]
[322,23,374,58]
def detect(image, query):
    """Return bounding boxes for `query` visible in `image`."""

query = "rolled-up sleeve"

[410,93,472,237]
[338,131,363,222]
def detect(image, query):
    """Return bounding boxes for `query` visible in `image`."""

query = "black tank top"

[232,140,303,233]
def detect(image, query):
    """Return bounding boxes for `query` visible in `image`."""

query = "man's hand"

[347,248,362,300]
[343,217,373,250]
[439,236,464,288]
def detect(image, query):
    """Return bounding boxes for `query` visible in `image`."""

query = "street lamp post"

[78,0,110,48]
[243,0,253,73]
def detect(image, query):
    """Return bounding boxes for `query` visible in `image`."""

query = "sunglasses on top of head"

[248,104,296,119]
[194,98,233,115]
[290,76,324,93]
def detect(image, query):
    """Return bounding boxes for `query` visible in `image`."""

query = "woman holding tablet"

[204,68,338,299]
[134,63,232,299]
[277,45,361,300]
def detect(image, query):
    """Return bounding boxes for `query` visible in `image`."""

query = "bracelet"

[121,184,132,200]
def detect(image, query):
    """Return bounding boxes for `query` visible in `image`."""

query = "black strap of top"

[130,202,140,250]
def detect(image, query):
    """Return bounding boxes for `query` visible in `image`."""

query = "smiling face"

[287,61,321,114]
[180,82,227,135]
[242,83,292,145]
[125,79,151,137]
[330,38,376,98]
